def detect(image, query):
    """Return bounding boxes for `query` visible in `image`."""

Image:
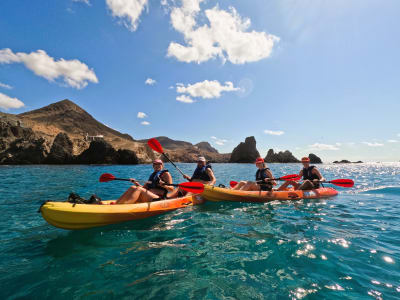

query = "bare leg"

[240,182,260,191]
[116,186,159,204]
[232,181,247,190]
[277,180,300,191]
[298,180,314,191]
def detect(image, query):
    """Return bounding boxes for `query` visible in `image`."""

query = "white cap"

[197,156,206,162]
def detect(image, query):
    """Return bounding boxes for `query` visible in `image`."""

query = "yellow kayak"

[202,185,338,202]
[40,195,204,230]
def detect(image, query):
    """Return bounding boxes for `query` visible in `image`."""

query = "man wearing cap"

[116,159,173,204]
[278,157,325,191]
[232,157,276,191]
[183,156,216,185]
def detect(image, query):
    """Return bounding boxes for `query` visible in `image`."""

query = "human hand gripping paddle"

[99,173,204,194]
[229,174,300,188]
[147,138,188,180]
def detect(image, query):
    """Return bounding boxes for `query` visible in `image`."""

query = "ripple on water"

[0,163,400,298]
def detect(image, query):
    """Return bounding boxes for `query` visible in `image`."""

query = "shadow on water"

[44,214,169,258]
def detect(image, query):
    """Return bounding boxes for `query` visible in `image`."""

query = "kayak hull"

[40,195,204,230]
[202,185,338,203]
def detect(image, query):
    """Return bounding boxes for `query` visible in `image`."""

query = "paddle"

[99,173,204,193]
[147,138,186,178]
[320,179,354,188]
[229,174,300,188]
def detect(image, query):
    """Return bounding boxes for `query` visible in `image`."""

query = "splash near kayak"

[202,185,338,202]
[40,195,204,230]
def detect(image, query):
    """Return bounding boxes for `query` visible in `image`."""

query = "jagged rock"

[76,140,139,164]
[117,149,139,164]
[195,142,218,153]
[308,153,322,164]
[264,149,300,163]
[354,160,363,163]
[45,133,74,164]
[333,160,351,164]
[0,118,48,164]
[229,136,260,163]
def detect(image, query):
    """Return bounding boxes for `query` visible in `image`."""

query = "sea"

[0,163,399,299]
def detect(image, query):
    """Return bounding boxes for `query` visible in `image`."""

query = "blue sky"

[0,0,399,162]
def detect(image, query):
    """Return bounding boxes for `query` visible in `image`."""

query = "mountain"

[195,142,218,153]
[1,99,229,164]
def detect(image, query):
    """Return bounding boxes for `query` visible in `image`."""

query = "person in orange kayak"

[232,157,276,191]
[183,156,216,185]
[116,159,174,204]
[278,157,325,190]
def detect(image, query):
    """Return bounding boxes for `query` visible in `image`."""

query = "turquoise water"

[1,163,399,299]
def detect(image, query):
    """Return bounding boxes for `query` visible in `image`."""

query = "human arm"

[313,168,325,182]
[206,168,216,185]
[265,169,277,186]
[159,172,174,191]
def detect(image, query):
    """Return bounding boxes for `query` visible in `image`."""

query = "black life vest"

[192,164,212,181]
[256,168,273,191]
[302,166,320,181]
[147,169,169,189]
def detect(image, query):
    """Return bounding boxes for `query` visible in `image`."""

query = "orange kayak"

[40,195,204,230]
[202,185,338,202]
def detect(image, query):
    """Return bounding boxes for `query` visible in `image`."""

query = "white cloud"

[264,130,284,136]
[106,0,148,32]
[397,133,400,137]
[137,112,147,118]
[363,142,384,147]
[145,78,156,85]
[0,92,24,110]
[308,143,339,151]
[335,142,342,146]
[176,94,194,103]
[0,48,98,89]
[0,82,12,89]
[176,80,239,99]
[211,136,227,146]
[141,121,150,125]
[167,1,279,64]
[72,0,90,5]
[388,139,398,143]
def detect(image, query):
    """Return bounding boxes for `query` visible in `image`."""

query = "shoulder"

[160,169,169,174]
[206,164,212,169]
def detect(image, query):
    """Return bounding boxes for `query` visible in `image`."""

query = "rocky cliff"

[229,136,260,163]
[264,149,300,163]
[308,153,322,164]
[0,99,229,164]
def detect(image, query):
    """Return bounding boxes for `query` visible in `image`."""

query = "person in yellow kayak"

[116,159,174,204]
[232,157,276,191]
[183,156,216,185]
[278,157,325,191]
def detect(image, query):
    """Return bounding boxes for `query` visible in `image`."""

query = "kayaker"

[278,157,325,190]
[116,159,174,204]
[183,156,216,185]
[232,157,276,191]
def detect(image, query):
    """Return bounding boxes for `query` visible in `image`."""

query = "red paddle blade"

[178,182,204,194]
[329,179,354,188]
[99,173,116,182]
[280,174,301,181]
[230,181,238,188]
[147,138,164,154]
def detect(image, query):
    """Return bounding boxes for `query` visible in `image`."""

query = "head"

[152,159,164,171]
[255,157,266,169]
[301,157,310,168]
[197,156,206,167]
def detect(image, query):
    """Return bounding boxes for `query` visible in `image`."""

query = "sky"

[0,0,399,162]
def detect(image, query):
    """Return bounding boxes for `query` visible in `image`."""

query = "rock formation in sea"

[308,153,322,164]
[264,149,300,163]
[333,159,363,164]
[229,136,260,163]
